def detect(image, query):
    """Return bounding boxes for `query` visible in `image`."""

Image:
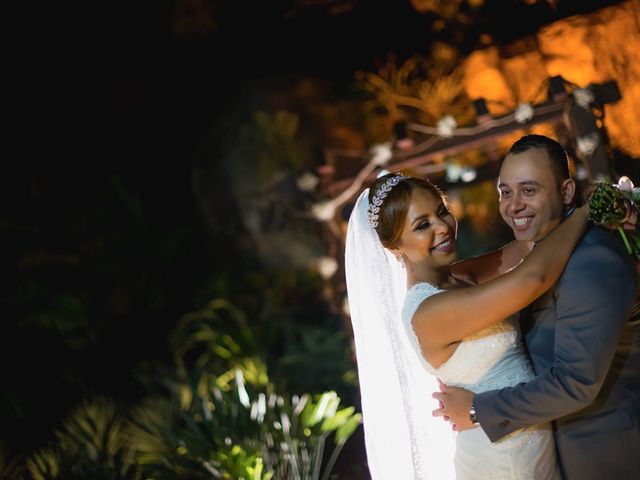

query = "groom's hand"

[432,382,476,432]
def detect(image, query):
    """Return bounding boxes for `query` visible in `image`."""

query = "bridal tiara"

[367,174,406,228]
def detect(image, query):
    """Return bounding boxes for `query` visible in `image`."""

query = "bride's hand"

[620,198,638,230]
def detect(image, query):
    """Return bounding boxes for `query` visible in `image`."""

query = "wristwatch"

[469,401,480,426]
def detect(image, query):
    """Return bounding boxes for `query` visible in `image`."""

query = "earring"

[398,253,406,268]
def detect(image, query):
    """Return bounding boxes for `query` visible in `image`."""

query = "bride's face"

[395,187,457,267]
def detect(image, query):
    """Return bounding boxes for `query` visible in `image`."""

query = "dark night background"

[3,0,634,476]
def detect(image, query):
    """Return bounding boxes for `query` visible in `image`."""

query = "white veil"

[345,189,456,479]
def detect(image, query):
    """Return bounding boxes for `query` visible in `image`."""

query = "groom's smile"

[510,215,536,233]
[512,216,533,227]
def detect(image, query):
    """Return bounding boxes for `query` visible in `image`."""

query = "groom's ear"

[561,178,576,206]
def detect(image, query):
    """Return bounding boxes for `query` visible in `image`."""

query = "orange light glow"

[462,0,640,157]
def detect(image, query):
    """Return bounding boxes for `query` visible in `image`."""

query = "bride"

[345,172,588,479]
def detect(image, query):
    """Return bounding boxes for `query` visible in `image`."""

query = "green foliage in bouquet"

[588,177,640,259]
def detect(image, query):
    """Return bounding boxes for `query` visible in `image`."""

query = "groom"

[434,134,640,479]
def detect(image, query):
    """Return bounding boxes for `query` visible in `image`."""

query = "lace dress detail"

[401,283,560,480]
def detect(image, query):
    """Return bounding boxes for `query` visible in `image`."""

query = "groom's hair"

[507,134,571,183]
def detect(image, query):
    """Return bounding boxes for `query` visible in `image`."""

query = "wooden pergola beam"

[323,101,566,196]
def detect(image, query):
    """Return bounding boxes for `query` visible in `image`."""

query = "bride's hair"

[368,173,446,249]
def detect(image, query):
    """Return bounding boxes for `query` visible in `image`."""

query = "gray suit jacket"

[475,226,640,479]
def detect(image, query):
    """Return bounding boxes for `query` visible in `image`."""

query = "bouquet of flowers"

[588,176,640,259]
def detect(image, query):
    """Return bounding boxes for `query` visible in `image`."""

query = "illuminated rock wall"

[463,0,640,157]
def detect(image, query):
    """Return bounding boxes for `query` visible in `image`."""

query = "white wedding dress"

[402,282,560,480]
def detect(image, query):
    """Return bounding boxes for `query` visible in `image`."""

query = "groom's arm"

[474,241,636,441]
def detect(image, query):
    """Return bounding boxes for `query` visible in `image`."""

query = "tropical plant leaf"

[25,397,138,479]
[0,443,24,480]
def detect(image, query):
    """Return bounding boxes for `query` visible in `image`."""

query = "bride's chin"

[440,250,457,265]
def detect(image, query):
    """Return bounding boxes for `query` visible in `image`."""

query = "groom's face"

[497,148,571,242]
